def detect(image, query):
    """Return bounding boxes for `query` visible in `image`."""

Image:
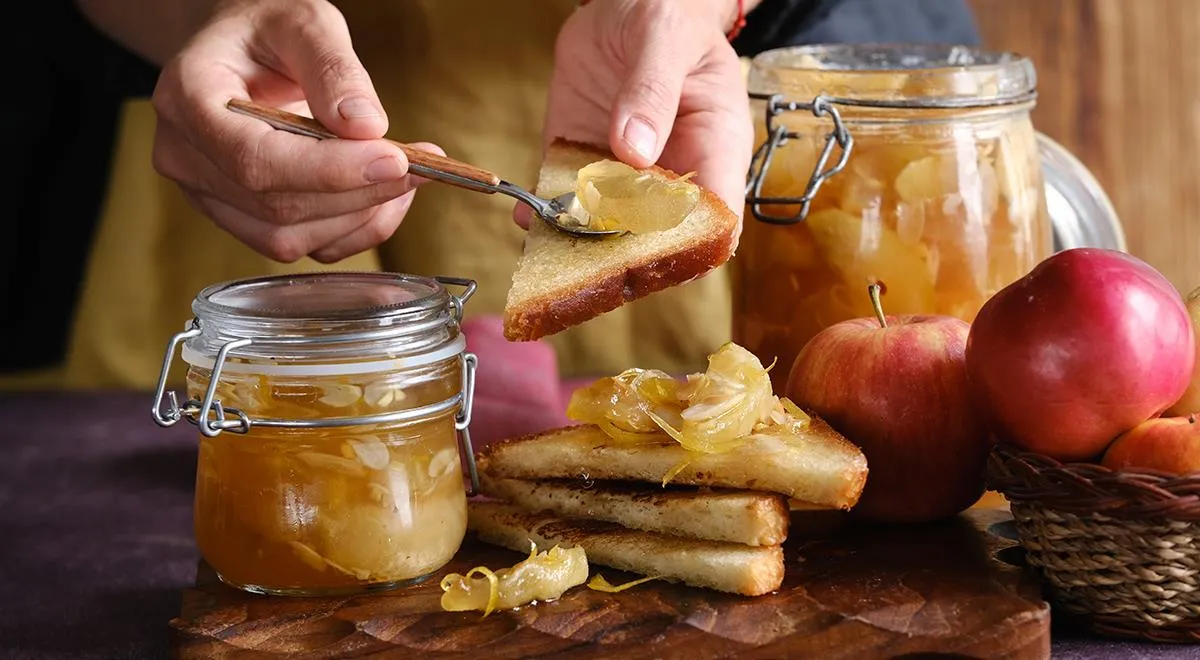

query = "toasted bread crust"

[467,501,785,596]
[502,139,739,342]
[503,223,735,342]
[478,474,790,546]
[477,421,869,510]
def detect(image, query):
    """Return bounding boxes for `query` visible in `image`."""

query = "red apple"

[1166,286,1200,416]
[785,282,991,524]
[966,248,1195,462]
[1101,414,1200,475]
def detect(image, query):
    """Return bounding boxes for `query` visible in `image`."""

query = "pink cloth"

[461,316,592,450]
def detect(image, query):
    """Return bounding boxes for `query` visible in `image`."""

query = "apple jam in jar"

[151,272,480,597]
[737,44,1055,391]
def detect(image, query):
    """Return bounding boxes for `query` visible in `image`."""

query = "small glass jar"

[737,44,1119,392]
[151,272,480,597]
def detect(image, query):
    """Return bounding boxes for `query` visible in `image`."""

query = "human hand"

[151,0,438,263]
[518,0,753,232]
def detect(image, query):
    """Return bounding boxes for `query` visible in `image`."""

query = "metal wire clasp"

[745,92,854,225]
[150,320,253,437]
[435,276,477,323]
[457,352,480,496]
[438,276,481,495]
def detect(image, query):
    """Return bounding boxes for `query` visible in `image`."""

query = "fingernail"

[623,116,658,161]
[365,156,405,183]
[338,96,382,119]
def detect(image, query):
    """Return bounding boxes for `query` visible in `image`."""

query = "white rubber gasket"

[181,334,467,377]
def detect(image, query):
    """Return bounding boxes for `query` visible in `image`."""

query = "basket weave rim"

[986,444,1200,520]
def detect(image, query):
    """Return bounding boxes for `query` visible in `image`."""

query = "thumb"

[609,39,689,168]
[264,2,388,140]
[512,202,534,230]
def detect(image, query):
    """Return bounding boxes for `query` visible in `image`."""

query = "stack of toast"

[484,139,869,597]
[467,420,868,597]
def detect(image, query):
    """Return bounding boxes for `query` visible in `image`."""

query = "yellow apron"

[2,0,732,391]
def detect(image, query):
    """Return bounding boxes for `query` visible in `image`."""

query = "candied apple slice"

[198,439,317,544]
[895,155,954,203]
[314,487,467,583]
[288,541,367,580]
[440,544,589,615]
[868,142,930,180]
[835,143,926,217]
[667,343,780,453]
[317,382,362,408]
[568,342,811,457]
[759,225,824,272]
[313,504,407,580]
[571,160,699,233]
[295,451,368,478]
[364,379,406,408]
[896,153,999,233]
[567,368,684,440]
[991,127,1042,204]
[805,208,935,313]
[342,437,390,471]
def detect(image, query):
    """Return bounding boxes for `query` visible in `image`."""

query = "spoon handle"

[226,99,502,190]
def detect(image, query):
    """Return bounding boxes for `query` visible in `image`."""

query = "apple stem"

[1191,413,1197,424]
[868,281,887,329]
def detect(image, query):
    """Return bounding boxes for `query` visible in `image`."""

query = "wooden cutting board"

[169,507,1049,659]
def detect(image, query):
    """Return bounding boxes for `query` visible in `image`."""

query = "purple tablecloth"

[0,390,1194,659]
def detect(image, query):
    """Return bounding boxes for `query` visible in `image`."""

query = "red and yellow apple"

[1101,414,1200,475]
[785,282,991,524]
[1166,286,1200,416]
[966,248,1195,462]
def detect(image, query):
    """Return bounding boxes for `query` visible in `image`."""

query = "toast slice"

[467,501,784,596]
[502,139,740,342]
[478,473,789,546]
[477,421,869,510]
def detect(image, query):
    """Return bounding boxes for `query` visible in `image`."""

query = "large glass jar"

[151,272,480,597]
[737,44,1068,392]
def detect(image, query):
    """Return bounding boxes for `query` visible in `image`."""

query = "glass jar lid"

[748,43,1038,109]
[152,272,480,454]
[196,271,447,321]
[180,272,476,366]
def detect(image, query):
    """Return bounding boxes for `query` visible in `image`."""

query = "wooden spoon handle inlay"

[226,98,502,189]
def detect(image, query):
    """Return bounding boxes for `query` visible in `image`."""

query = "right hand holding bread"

[516,0,754,237]
[150,0,440,264]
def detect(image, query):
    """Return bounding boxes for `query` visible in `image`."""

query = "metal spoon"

[226,99,620,238]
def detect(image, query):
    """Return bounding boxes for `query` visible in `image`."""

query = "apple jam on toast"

[464,342,869,600]
[502,139,739,342]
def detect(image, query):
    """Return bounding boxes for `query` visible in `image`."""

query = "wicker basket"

[987,445,1200,643]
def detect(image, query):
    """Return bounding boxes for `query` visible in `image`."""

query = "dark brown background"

[968,0,1200,294]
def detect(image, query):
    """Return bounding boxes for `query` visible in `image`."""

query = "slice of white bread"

[502,139,740,342]
[477,422,869,510]
[478,473,789,546]
[467,501,784,596]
